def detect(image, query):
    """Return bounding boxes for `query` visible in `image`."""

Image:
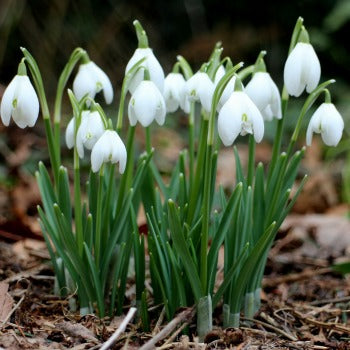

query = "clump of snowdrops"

[0,17,344,339]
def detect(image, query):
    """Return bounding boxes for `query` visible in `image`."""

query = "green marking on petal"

[12,99,17,108]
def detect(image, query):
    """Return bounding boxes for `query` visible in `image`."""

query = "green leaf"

[83,243,105,317]
[58,166,72,225]
[167,199,202,301]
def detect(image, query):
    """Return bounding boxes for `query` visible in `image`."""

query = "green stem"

[247,135,256,186]
[54,47,87,166]
[95,167,104,267]
[187,118,209,225]
[116,126,135,216]
[188,102,195,189]
[145,126,152,154]
[73,148,83,257]
[20,48,60,183]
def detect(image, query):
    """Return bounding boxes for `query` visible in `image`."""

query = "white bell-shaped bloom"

[284,42,321,97]
[1,75,39,128]
[183,72,214,113]
[306,103,344,146]
[73,61,113,104]
[163,73,186,113]
[125,48,164,94]
[128,80,166,127]
[76,111,105,158]
[245,72,282,121]
[218,91,264,146]
[91,130,127,173]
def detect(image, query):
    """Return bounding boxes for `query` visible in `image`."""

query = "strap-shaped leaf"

[167,199,202,301]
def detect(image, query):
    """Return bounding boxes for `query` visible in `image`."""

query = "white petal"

[73,64,97,101]
[164,73,185,112]
[214,65,226,86]
[12,76,39,128]
[304,45,321,93]
[0,76,18,126]
[65,117,75,149]
[284,43,305,97]
[91,62,114,104]
[125,48,164,94]
[128,98,138,126]
[218,94,244,146]
[91,131,110,172]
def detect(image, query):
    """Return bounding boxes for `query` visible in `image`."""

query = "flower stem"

[73,147,83,257]
[188,102,195,189]
[95,166,104,267]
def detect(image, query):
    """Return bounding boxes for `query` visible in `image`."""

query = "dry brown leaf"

[282,214,350,258]
[56,321,98,344]
[0,282,14,322]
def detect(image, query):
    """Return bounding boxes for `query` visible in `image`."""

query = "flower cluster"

[0,18,346,341]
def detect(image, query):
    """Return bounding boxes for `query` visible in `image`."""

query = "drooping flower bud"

[306,103,344,146]
[128,80,166,127]
[245,72,282,121]
[163,72,186,113]
[183,71,214,113]
[73,61,113,104]
[1,60,39,128]
[283,27,321,97]
[218,91,264,146]
[91,130,127,173]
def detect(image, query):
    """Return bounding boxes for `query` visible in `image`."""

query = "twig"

[152,306,166,335]
[241,317,298,341]
[262,267,332,288]
[99,307,137,350]
[311,295,350,306]
[139,307,195,350]
[0,295,25,330]
[160,322,189,348]
[292,310,350,334]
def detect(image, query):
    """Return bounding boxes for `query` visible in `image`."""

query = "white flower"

[125,48,164,94]
[91,130,127,173]
[1,75,39,128]
[128,80,166,127]
[76,111,105,158]
[284,42,321,97]
[218,91,264,146]
[183,72,214,113]
[306,103,344,146]
[73,61,113,104]
[163,73,186,113]
[245,72,282,121]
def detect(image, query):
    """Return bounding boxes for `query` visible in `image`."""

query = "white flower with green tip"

[91,130,127,173]
[73,61,113,104]
[128,80,166,127]
[306,103,344,146]
[1,75,39,128]
[218,91,264,146]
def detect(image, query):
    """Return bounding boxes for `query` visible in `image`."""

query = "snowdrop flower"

[183,72,214,113]
[1,67,39,128]
[218,91,264,146]
[125,48,164,94]
[284,42,321,97]
[128,80,166,127]
[306,103,344,146]
[76,111,105,158]
[73,61,113,104]
[91,130,127,173]
[163,72,186,113]
[245,72,282,121]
